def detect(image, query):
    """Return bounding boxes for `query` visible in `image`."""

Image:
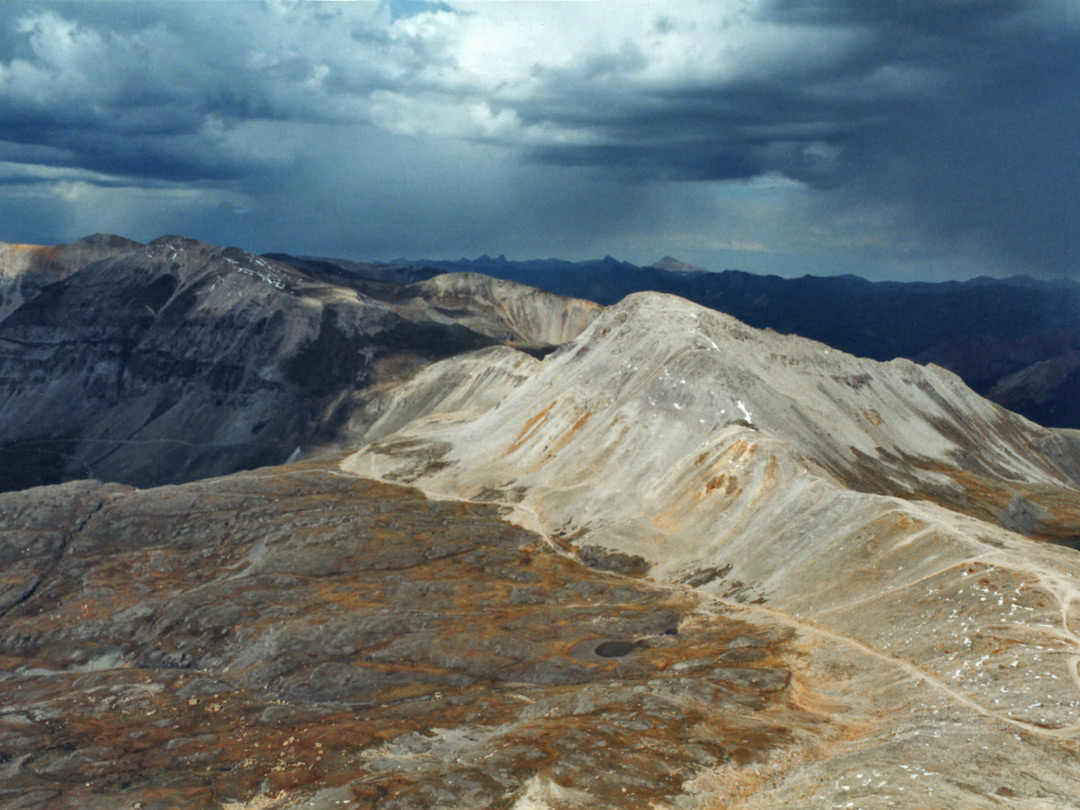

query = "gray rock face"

[0,234,141,321]
[0,236,596,492]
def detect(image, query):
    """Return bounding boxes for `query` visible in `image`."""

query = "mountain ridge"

[345,290,1080,546]
[0,236,597,492]
[342,289,1080,807]
[3,234,1080,807]
[367,252,1080,429]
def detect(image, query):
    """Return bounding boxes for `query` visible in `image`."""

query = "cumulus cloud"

[0,0,1075,279]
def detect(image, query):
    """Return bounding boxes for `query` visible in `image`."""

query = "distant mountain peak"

[652,255,709,273]
[600,254,630,269]
[75,233,142,251]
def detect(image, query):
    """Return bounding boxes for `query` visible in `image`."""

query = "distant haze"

[0,1,1076,281]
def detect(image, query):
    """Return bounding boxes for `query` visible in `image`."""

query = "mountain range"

[0,236,596,493]
[2,235,1080,809]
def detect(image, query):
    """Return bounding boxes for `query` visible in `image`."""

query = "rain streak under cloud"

[0,0,1076,281]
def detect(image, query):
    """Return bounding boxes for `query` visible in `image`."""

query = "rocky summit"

[2,238,1080,809]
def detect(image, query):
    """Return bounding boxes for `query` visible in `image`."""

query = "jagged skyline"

[0,1,1076,281]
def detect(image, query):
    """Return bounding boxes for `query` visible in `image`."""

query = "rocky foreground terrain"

[3,238,1080,808]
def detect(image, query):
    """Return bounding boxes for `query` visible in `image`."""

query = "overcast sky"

[0,0,1076,280]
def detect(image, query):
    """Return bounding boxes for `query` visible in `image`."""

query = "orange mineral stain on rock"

[506,400,558,455]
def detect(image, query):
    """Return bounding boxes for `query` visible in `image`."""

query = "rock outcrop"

[395,272,601,347]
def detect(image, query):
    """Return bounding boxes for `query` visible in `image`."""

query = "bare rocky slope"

[0,236,596,492]
[401,253,1080,428]
[394,272,600,348]
[344,291,1080,808]
[5,242,1080,808]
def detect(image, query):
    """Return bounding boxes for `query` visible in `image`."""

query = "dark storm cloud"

[505,1,1079,274]
[0,1,1074,278]
[0,1,414,182]
[517,1,1062,187]
[759,0,1032,32]
[0,4,254,180]
[523,76,872,186]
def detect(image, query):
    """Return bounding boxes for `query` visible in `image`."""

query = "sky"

[0,0,1076,281]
